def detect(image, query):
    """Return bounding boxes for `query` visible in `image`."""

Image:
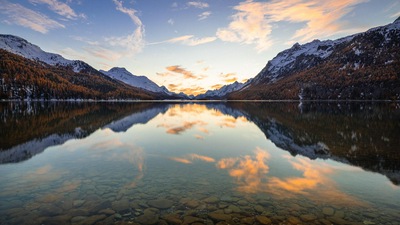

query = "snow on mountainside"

[249,18,400,85]
[196,81,248,99]
[0,34,89,73]
[100,67,174,95]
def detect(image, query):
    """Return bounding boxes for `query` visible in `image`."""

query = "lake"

[0,101,399,225]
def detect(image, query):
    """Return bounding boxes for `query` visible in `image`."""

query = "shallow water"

[0,102,399,225]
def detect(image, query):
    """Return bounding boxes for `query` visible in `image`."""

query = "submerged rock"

[148,199,174,209]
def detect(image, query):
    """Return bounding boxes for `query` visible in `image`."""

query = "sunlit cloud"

[29,0,86,20]
[166,65,197,79]
[217,0,367,51]
[211,84,223,90]
[187,1,209,9]
[198,11,211,20]
[0,1,65,33]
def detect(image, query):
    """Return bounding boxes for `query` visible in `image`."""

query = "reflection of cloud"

[198,127,209,134]
[218,117,238,128]
[268,157,333,193]
[218,149,367,206]
[159,120,208,135]
[217,147,270,193]
[170,153,215,164]
[194,134,204,140]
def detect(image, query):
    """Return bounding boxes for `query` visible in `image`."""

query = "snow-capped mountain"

[0,34,90,72]
[100,67,174,95]
[196,81,248,99]
[231,17,400,100]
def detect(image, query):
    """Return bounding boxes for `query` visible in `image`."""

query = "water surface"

[0,102,399,225]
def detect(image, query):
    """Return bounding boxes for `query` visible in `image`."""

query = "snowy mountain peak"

[0,34,87,73]
[100,67,175,95]
[196,81,246,99]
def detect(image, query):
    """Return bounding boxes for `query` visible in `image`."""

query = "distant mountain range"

[1,17,399,100]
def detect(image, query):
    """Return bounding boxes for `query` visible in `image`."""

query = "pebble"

[255,215,272,224]
[148,199,174,209]
[204,196,219,204]
[209,212,231,221]
[322,207,335,216]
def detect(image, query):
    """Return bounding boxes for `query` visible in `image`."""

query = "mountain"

[196,81,248,99]
[0,34,90,73]
[100,67,175,96]
[229,18,400,100]
[0,35,156,100]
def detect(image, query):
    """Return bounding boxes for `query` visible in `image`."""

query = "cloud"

[106,0,145,55]
[29,0,85,20]
[0,1,65,33]
[166,65,197,79]
[198,11,211,20]
[168,18,174,25]
[211,84,223,90]
[187,1,209,9]
[151,35,217,46]
[219,72,238,83]
[217,0,367,52]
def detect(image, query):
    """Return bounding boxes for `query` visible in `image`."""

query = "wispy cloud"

[167,18,174,25]
[198,11,211,20]
[187,1,209,9]
[29,0,85,20]
[166,65,197,79]
[106,0,145,55]
[217,0,367,52]
[220,72,238,83]
[150,35,216,46]
[0,1,65,33]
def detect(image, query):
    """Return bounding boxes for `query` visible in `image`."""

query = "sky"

[0,0,399,95]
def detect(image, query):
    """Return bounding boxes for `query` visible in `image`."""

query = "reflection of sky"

[1,103,399,212]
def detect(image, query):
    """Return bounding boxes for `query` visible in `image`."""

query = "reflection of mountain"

[0,102,169,163]
[227,102,400,185]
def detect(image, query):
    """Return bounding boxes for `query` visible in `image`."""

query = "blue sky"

[1,0,399,95]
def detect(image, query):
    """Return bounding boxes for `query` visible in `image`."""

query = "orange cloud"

[224,77,238,83]
[217,0,367,51]
[166,65,197,79]
[211,84,223,90]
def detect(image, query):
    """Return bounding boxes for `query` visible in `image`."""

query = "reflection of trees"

[228,102,400,185]
[0,102,168,163]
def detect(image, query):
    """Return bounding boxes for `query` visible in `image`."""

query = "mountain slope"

[100,67,173,95]
[0,49,155,100]
[229,18,400,100]
[0,34,89,73]
[0,35,158,100]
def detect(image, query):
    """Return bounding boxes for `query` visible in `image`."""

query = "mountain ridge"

[229,18,400,100]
